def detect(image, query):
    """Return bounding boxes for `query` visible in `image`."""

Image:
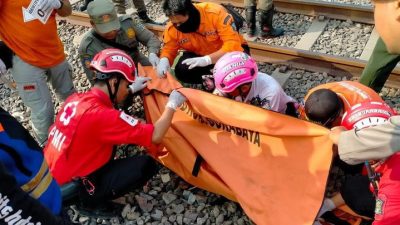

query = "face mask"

[174,5,200,33]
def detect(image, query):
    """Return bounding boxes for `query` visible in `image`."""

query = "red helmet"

[341,101,396,130]
[90,48,136,83]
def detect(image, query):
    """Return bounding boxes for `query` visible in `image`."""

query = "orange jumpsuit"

[160,2,247,64]
[300,81,383,120]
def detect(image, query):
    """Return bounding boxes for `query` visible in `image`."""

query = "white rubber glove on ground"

[182,55,212,69]
[166,90,186,110]
[156,57,170,78]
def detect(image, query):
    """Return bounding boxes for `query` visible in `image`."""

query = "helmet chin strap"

[227,84,249,102]
[238,88,247,100]
[106,77,122,108]
[237,83,251,101]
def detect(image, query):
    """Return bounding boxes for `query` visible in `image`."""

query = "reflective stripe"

[30,170,53,199]
[21,160,48,192]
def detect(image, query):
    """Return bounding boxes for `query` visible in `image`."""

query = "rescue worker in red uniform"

[157,0,249,89]
[339,101,400,225]
[44,49,186,212]
[329,0,400,222]
[301,81,385,225]
[370,152,400,225]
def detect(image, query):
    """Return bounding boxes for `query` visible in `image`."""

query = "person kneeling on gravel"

[301,83,387,225]
[44,49,186,215]
[327,0,400,224]
[212,51,298,117]
[156,0,249,90]
[79,0,162,85]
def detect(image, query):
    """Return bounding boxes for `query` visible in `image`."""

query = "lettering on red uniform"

[48,127,66,152]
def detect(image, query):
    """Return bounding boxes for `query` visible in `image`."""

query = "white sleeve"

[338,116,400,164]
[258,74,294,113]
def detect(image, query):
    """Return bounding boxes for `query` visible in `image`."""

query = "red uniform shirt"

[44,88,154,185]
[373,153,400,225]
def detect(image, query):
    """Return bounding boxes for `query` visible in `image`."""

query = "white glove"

[0,58,6,76]
[129,76,151,93]
[166,90,186,111]
[182,55,212,70]
[156,57,170,78]
[148,53,160,68]
[213,89,227,97]
[39,0,62,12]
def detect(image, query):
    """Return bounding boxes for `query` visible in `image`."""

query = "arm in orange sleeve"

[160,26,180,64]
[208,11,243,63]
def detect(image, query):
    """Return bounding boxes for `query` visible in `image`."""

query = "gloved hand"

[0,58,6,76]
[166,90,186,111]
[148,53,160,68]
[213,89,227,97]
[39,0,62,12]
[128,76,151,93]
[182,55,212,70]
[156,57,170,78]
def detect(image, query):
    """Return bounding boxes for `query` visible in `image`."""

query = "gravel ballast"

[311,19,373,58]
[1,4,399,224]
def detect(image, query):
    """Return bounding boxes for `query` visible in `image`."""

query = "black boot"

[79,0,93,11]
[260,6,284,38]
[245,6,257,37]
[137,11,165,25]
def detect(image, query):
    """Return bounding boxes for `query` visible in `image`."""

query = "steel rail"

[70,0,374,24]
[62,11,400,88]
[196,0,374,24]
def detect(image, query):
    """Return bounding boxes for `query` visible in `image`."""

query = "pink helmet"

[341,101,397,130]
[213,51,258,93]
[90,48,136,83]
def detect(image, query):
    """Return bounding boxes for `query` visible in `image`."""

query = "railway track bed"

[1,1,400,224]
[63,0,400,88]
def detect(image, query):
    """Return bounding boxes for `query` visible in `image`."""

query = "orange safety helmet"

[90,48,136,83]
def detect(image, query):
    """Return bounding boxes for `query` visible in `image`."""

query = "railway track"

[63,1,400,88]
[198,0,374,24]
